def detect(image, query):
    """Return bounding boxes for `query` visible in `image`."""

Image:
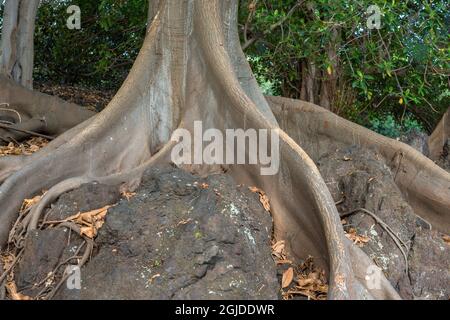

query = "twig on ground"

[340,207,409,274]
[0,249,25,285]
[0,123,54,140]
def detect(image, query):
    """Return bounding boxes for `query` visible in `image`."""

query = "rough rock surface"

[400,129,430,156]
[14,165,279,300]
[0,259,5,300]
[46,182,121,221]
[317,146,449,300]
[436,139,450,172]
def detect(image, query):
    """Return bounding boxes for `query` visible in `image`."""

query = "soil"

[35,82,114,112]
[7,165,279,300]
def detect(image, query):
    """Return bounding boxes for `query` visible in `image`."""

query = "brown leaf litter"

[46,205,113,239]
[344,227,370,247]
[0,137,49,157]
[249,186,271,213]
[272,240,328,300]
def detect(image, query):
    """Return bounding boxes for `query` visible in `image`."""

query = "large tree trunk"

[0,0,448,300]
[0,0,39,89]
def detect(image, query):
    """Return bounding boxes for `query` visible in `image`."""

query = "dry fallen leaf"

[345,228,370,247]
[280,256,328,301]
[6,281,32,300]
[443,235,450,245]
[19,190,47,213]
[177,218,193,226]
[282,267,294,288]
[276,259,293,265]
[271,240,286,260]
[47,205,113,239]
[0,137,48,157]
[121,191,136,201]
[249,186,271,212]
[200,183,209,189]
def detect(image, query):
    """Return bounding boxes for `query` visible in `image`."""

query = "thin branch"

[376,29,407,122]
[242,1,304,51]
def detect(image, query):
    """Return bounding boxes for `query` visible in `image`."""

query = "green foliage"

[369,114,423,138]
[33,0,148,89]
[246,54,281,96]
[1,0,447,132]
[240,0,449,131]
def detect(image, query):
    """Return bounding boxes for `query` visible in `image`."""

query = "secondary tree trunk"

[0,0,448,300]
[0,0,39,89]
[0,1,93,146]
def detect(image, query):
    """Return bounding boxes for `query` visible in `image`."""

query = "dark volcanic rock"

[52,165,278,299]
[15,229,68,294]
[408,229,450,299]
[317,146,449,300]
[46,182,121,221]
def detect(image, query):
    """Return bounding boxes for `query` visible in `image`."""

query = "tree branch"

[242,1,304,51]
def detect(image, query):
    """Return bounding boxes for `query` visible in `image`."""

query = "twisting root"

[38,222,94,300]
[27,177,93,231]
[0,104,22,123]
[340,208,409,274]
[267,96,450,234]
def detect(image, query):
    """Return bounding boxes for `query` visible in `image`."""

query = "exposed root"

[267,96,450,234]
[43,238,93,300]
[0,249,24,285]
[341,208,409,275]
[0,122,54,141]
[0,103,22,123]
[0,75,95,141]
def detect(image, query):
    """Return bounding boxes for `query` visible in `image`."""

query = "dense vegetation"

[0,0,448,134]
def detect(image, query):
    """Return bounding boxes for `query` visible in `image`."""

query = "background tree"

[0,0,94,145]
[0,0,39,89]
[33,0,148,89]
[240,0,449,133]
